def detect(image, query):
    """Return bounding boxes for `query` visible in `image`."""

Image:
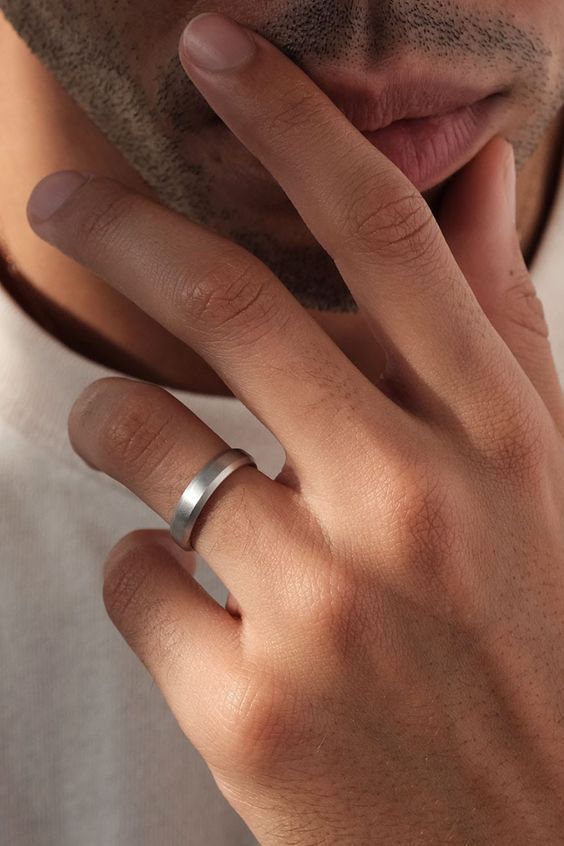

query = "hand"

[26,12,564,845]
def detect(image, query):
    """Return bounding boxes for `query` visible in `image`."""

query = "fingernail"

[181,12,256,71]
[27,171,92,223]
[504,143,517,225]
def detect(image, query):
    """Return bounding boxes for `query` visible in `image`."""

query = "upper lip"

[307,67,503,132]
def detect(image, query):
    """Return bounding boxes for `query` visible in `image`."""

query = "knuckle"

[103,538,183,665]
[284,549,372,664]
[78,189,137,247]
[218,670,291,769]
[341,180,439,263]
[385,460,460,579]
[176,255,283,347]
[97,386,177,481]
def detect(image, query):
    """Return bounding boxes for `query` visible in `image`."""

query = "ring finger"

[69,375,310,619]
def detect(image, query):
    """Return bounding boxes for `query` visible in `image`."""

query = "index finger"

[179,13,526,419]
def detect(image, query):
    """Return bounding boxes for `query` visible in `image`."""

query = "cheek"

[487,1,564,160]
[503,0,564,71]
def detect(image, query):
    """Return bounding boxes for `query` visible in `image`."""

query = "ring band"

[169,448,257,551]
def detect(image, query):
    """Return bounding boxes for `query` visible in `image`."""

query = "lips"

[309,69,507,191]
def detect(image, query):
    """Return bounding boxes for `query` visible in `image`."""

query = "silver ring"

[169,448,257,551]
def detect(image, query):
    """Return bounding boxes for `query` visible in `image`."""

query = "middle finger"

[26,172,406,497]
[68,375,307,616]
[178,13,528,420]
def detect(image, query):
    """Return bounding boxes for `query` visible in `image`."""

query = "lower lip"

[361,95,501,191]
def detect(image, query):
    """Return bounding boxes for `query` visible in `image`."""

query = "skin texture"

[21,16,564,841]
[0,0,563,313]
[0,3,562,397]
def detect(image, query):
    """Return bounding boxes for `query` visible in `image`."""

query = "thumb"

[438,135,564,432]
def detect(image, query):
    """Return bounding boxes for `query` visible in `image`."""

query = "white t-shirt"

[1,159,563,845]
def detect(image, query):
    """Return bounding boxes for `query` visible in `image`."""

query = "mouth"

[310,70,509,191]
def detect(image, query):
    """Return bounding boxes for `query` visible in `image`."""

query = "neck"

[1,14,563,398]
